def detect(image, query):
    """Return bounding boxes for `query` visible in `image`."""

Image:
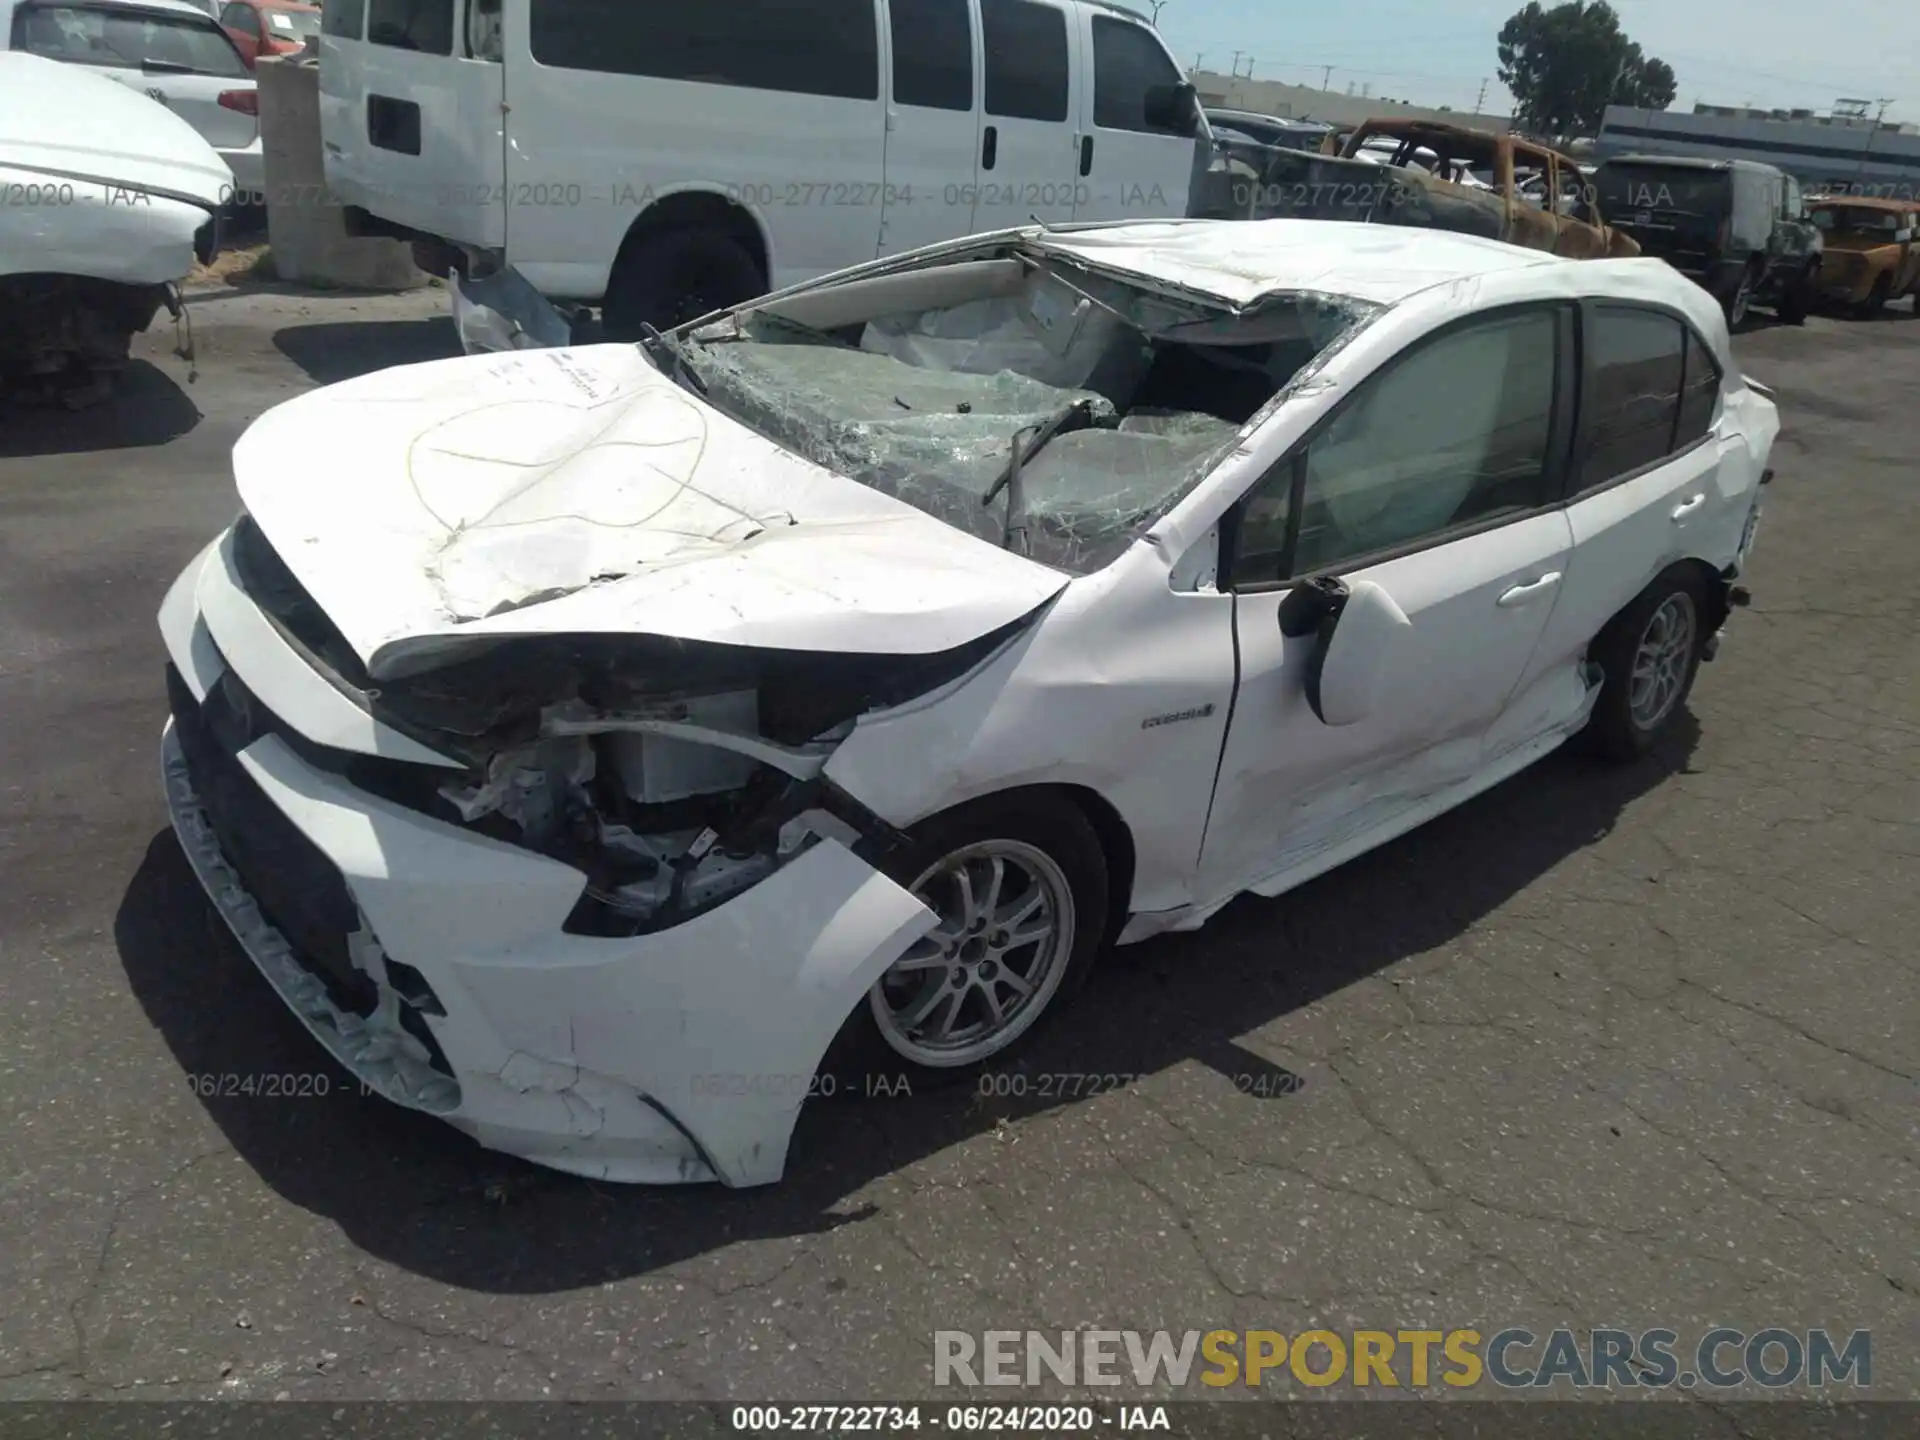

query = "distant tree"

[1497,1,1677,136]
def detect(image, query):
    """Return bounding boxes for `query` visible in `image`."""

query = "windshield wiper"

[637,323,707,396]
[139,59,201,74]
[981,398,1096,553]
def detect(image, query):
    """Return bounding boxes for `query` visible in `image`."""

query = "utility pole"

[1229,50,1242,79]
[1192,52,1203,72]
[1148,0,1166,22]
[1474,77,1488,113]
[1321,63,1334,91]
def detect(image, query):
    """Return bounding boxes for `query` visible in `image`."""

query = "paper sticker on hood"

[232,346,1071,675]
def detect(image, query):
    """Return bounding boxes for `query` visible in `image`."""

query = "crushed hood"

[232,344,1072,679]
[0,53,231,209]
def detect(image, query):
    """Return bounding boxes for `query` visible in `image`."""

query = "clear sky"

[1153,0,1915,122]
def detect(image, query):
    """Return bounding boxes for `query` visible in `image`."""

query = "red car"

[217,0,320,68]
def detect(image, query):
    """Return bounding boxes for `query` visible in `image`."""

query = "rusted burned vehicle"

[1216,116,1638,259]
[1808,194,1920,315]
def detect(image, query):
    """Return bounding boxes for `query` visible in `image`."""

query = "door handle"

[1497,572,1562,608]
[982,125,997,172]
[1079,135,1093,176]
[1671,493,1706,521]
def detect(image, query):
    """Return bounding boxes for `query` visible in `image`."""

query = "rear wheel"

[825,794,1109,1090]
[600,227,765,342]
[1579,567,1709,761]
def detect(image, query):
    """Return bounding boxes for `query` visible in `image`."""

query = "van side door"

[1070,10,1198,223]
[319,0,507,253]
[972,0,1081,231]
[877,0,983,256]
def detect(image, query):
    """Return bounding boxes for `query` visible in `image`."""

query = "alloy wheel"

[870,840,1076,1067]
[1628,592,1698,732]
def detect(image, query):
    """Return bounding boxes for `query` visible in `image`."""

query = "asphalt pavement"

[0,282,1914,1405]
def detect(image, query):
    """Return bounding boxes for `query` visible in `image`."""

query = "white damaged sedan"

[158,219,1778,1186]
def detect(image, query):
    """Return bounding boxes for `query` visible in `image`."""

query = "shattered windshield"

[675,251,1377,573]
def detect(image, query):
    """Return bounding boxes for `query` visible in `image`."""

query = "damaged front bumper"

[157,543,939,1187]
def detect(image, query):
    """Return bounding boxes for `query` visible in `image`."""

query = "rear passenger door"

[973,0,1079,231]
[1072,11,1197,223]
[878,0,982,256]
[1528,305,1734,699]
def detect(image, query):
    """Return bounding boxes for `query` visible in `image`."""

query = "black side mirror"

[1276,575,1350,725]
[1143,81,1197,134]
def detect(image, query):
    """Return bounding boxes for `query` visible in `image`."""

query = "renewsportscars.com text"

[933,1328,1872,1391]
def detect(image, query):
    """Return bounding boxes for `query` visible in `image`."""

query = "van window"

[367,0,452,54]
[889,0,971,112]
[321,0,365,39]
[1578,306,1686,489]
[981,0,1067,122]
[529,0,879,102]
[1091,16,1186,135]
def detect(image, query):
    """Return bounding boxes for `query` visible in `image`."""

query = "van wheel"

[1776,262,1816,325]
[823,794,1109,1093]
[1721,262,1759,329]
[1578,567,1709,761]
[601,228,765,342]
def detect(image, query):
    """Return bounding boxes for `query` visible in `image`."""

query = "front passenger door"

[1196,304,1577,903]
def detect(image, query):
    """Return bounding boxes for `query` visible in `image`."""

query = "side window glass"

[528,0,879,99]
[368,0,453,54]
[1675,328,1721,448]
[1091,16,1186,136]
[1578,306,1685,489]
[1230,308,1559,585]
[981,0,1068,122]
[322,0,365,39]
[889,0,971,112]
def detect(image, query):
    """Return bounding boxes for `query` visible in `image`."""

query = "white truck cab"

[318,0,1209,336]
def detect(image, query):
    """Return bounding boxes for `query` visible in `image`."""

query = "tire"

[1775,262,1816,325]
[1855,272,1892,318]
[1578,566,1710,762]
[824,793,1110,1091]
[1721,262,1758,329]
[600,227,765,342]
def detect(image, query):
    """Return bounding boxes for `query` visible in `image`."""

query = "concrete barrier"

[256,56,427,292]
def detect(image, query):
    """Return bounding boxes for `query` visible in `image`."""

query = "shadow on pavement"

[271,317,461,387]
[116,714,1699,1294]
[0,359,202,460]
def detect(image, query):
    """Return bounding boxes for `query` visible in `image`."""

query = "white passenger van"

[317,0,1210,337]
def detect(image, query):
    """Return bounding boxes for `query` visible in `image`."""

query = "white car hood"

[0,52,231,208]
[234,345,1072,679]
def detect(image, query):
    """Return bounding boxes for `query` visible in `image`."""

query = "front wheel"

[826,795,1109,1090]
[1856,272,1892,318]
[1722,263,1758,329]
[1579,567,1709,761]
[1776,262,1816,325]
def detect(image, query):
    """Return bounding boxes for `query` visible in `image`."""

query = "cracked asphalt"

[0,285,1914,1407]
